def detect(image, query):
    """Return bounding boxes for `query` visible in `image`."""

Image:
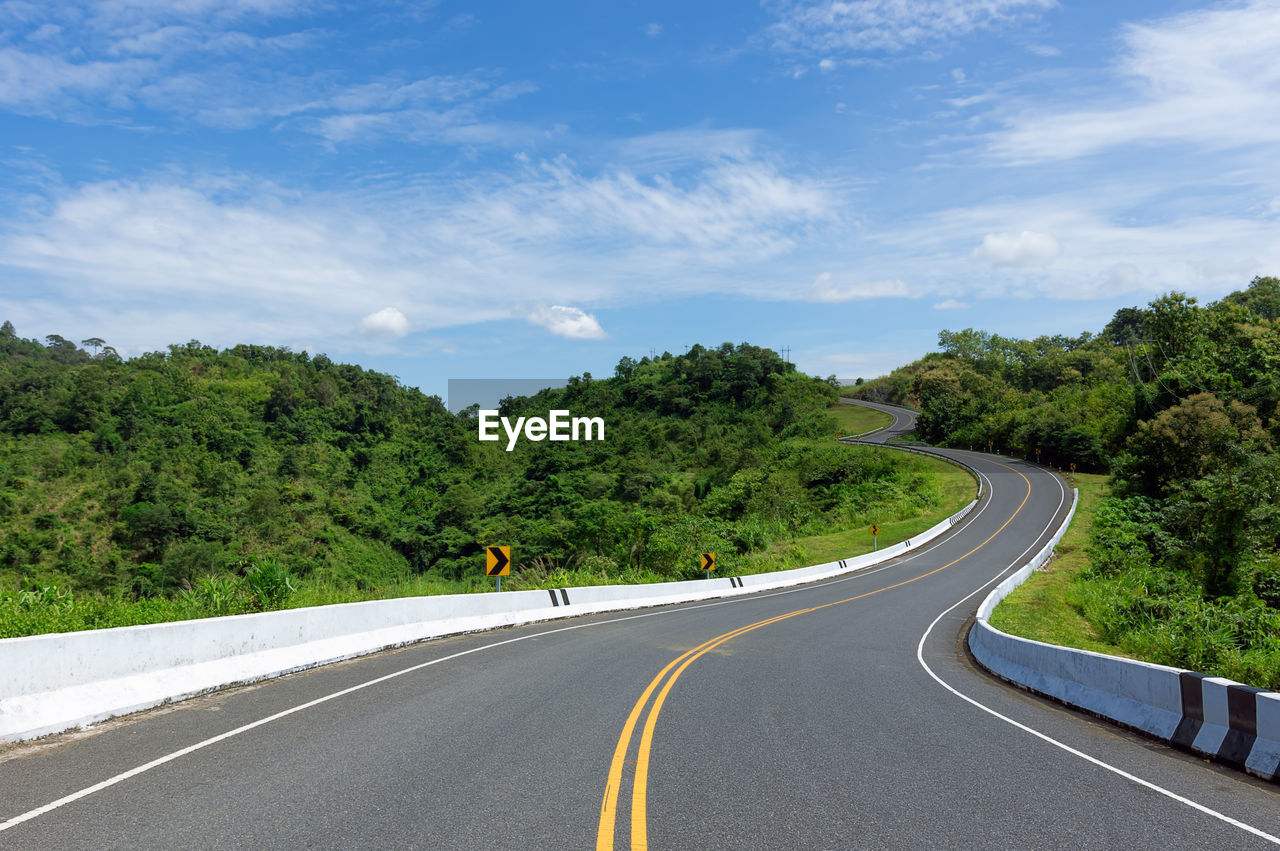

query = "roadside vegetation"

[856,277,1280,689]
[988,473,1127,656]
[0,331,969,638]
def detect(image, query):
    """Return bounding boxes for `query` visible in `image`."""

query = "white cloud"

[358,307,410,338]
[809,272,909,302]
[934,298,969,309]
[866,182,1280,303]
[987,1,1280,162]
[971,230,1059,266]
[528,305,606,340]
[643,23,662,37]
[765,0,1056,56]
[0,144,836,353]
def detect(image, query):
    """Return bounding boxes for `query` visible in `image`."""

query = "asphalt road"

[2,402,1277,848]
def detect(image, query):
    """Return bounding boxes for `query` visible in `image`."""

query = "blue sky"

[3,1,1278,399]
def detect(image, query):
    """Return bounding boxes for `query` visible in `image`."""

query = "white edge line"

[1,472,997,833]
[914,467,1280,845]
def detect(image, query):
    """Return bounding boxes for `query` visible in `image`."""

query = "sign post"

[702,552,716,578]
[486,545,510,591]
[870,524,880,552]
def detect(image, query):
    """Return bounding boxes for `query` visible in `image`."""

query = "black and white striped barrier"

[969,488,1280,783]
[1173,673,1279,780]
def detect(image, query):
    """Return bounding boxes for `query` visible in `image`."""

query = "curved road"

[2,402,1277,848]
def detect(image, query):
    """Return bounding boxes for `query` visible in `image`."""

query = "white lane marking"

[1,461,1002,833]
[915,474,1280,845]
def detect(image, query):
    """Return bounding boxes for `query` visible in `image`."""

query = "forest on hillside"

[853,276,1280,686]
[0,332,953,635]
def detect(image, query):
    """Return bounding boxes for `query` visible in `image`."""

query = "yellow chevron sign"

[485,546,510,576]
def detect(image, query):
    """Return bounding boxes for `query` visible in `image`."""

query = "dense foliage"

[0,331,951,635]
[854,277,1280,686]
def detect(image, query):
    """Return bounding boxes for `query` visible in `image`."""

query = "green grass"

[746,450,976,571]
[988,473,1131,656]
[828,403,892,437]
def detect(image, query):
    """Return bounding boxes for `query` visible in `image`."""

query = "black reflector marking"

[1172,672,1208,749]
[1217,685,1263,767]
[1218,731,1254,766]
[559,588,570,606]
[1171,717,1202,749]
[1228,685,1262,736]
[1180,672,1207,719]
[548,589,559,607]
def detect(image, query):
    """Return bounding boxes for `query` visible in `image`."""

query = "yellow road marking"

[596,459,1034,850]
[594,612,799,849]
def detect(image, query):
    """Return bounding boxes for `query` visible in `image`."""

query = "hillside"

[0,332,963,635]
[853,277,1280,686]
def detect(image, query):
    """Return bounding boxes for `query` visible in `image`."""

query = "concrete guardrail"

[1,494,979,743]
[969,487,1280,783]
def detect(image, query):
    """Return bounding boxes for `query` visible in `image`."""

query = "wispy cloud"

[0,144,838,354]
[866,184,1280,302]
[765,0,1056,56]
[986,0,1280,162]
[808,272,908,302]
[613,126,762,170]
[0,1,533,144]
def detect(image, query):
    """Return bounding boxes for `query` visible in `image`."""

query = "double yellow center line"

[597,461,1031,850]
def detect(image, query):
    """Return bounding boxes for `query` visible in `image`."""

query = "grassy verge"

[828,402,892,436]
[745,449,976,572]
[987,473,1130,656]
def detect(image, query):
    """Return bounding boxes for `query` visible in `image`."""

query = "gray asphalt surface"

[2,401,1277,848]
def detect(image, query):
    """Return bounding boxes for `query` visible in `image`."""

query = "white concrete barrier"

[969,487,1280,783]
[1,496,978,743]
